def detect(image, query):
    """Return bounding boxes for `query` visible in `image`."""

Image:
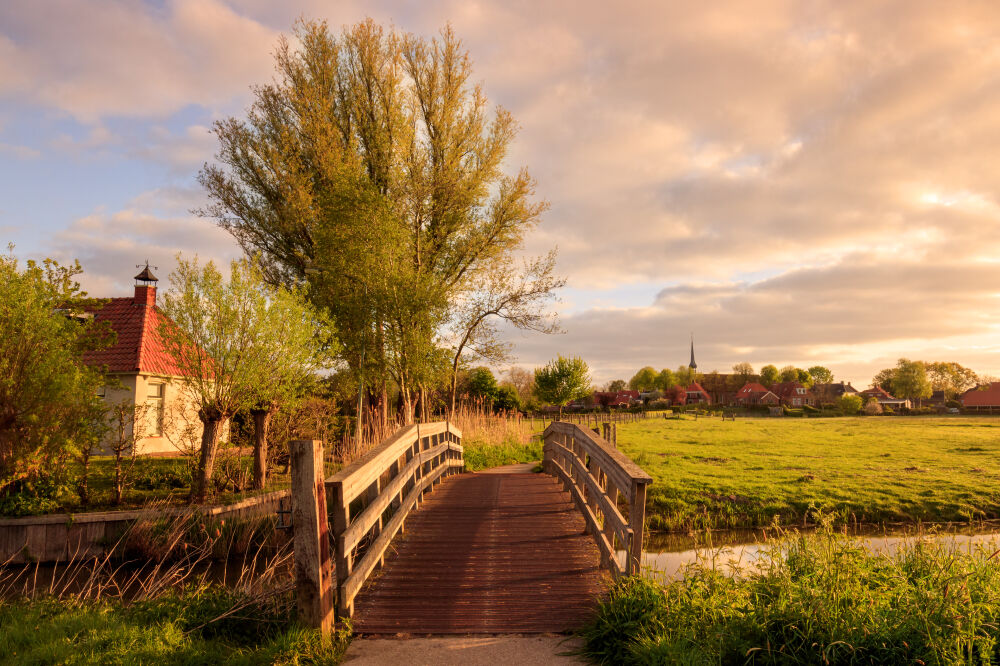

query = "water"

[639,525,1000,580]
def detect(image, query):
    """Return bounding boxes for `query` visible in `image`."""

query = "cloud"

[51,187,242,295]
[0,0,280,121]
[0,142,40,159]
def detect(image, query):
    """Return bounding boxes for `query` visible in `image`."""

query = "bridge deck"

[352,471,610,634]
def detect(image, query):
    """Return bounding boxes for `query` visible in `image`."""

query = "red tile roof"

[83,287,188,376]
[737,382,770,394]
[861,386,894,399]
[962,383,1000,407]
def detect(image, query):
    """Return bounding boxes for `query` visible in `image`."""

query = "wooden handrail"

[325,421,464,617]
[542,421,652,576]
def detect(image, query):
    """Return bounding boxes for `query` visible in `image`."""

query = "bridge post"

[290,439,335,636]
[626,480,648,575]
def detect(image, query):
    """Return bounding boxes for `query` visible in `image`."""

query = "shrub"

[837,394,863,415]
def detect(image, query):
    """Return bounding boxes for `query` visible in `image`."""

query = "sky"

[3,0,1000,387]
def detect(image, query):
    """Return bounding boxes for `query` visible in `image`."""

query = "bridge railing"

[542,421,652,577]
[325,421,464,618]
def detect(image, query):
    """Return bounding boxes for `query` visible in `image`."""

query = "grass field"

[616,416,1000,531]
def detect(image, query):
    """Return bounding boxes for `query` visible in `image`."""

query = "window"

[96,386,106,398]
[147,382,164,437]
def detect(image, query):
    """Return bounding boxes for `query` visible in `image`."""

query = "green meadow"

[616,416,1000,531]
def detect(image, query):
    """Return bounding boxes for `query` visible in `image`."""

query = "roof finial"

[689,333,697,370]
[134,261,159,285]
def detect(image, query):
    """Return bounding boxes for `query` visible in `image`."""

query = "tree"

[759,364,780,387]
[0,251,111,498]
[467,367,499,400]
[607,379,627,392]
[245,276,338,489]
[199,19,551,425]
[808,366,834,384]
[838,393,863,415]
[778,366,802,383]
[872,367,897,395]
[926,361,978,400]
[732,362,754,385]
[655,369,677,391]
[795,368,813,387]
[445,252,563,414]
[534,356,592,418]
[893,358,932,406]
[674,365,700,387]
[159,256,336,503]
[629,367,659,392]
[505,366,535,402]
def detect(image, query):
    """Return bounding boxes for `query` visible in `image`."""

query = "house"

[682,382,711,405]
[591,390,640,408]
[961,383,1000,412]
[83,266,203,455]
[811,381,859,404]
[860,386,912,411]
[771,381,815,407]
[735,382,780,406]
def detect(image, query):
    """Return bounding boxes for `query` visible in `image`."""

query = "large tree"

[732,362,754,385]
[807,366,834,385]
[759,364,780,387]
[534,356,592,419]
[0,252,110,497]
[926,361,978,400]
[198,19,552,424]
[159,256,335,502]
[893,358,933,406]
[629,366,659,391]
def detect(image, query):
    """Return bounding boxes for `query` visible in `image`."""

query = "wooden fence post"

[627,480,647,575]
[290,439,335,636]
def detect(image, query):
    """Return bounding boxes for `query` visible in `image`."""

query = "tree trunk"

[251,407,275,490]
[191,414,226,504]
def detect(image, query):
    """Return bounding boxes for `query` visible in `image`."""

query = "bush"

[803,404,820,415]
[837,394,863,415]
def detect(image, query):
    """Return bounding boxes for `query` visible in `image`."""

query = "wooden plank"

[328,425,419,504]
[340,460,449,608]
[548,457,623,578]
[290,439,335,637]
[545,422,651,493]
[547,441,629,539]
[339,452,422,552]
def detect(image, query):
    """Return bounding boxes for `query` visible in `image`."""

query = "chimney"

[133,262,159,307]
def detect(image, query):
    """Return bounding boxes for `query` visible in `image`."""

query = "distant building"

[590,390,640,408]
[683,382,711,405]
[735,382,780,406]
[860,386,911,411]
[83,266,205,455]
[812,382,859,404]
[772,381,815,407]
[961,383,1000,412]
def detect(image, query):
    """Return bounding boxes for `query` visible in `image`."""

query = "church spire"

[689,333,697,370]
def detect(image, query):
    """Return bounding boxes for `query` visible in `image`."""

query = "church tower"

[689,334,697,371]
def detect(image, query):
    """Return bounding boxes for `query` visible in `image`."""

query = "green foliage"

[655,369,676,391]
[807,365,834,384]
[0,587,351,664]
[894,357,933,403]
[759,364,780,386]
[837,393,863,415]
[463,441,543,471]
[534,355,592,415]
[629,366,658,391]
[468,367,499,399]
[200,19,550,423]
[607,379,627,392]
[581,531,1000,665]
[492,385,521,412]
[0,250,111,498]
[731,362,754,384]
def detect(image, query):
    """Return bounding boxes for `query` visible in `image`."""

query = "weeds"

[580,524,1000,664]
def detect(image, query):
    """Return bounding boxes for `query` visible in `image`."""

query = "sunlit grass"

[617,416,1000,530]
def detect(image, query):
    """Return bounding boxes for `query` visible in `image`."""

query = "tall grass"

[0,507,350,664]
[580,523,1000,664]
[449,401,542,471]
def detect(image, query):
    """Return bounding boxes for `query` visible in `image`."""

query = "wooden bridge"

[288,420,652,635]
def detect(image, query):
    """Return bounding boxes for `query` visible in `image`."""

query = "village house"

[83,266,204,455]
[734,382,780,406]
[860,386,912,411]
[961,383,1000,412]
[771,381,815,407]
[811,381,860,404]
[589,389,640,408]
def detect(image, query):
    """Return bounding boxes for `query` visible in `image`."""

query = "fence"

[542,421,652,576]
[288,421,464,634]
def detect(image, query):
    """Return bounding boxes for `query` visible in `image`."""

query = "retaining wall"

[0,490,291,564]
